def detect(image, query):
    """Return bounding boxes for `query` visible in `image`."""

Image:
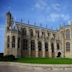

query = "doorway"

[57,52,61,57]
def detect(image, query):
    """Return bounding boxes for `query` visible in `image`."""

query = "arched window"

[42,32,44,36]
[47,32,50,37]
[23,39,28,50]
[53,34,55,38]
[30,29,33,37]
[12,36,15,48]
[38,41,42,51]
[36,30,39,38]
[66,29,70,40]
[66,42,70,51]
[31,40,35,50]
[22,28,27,35]
[51,43,54,57]
[18,37,20,48]
[45,42,48,51]
[57,43,60,50]
[7,36,10,48]
[51,43,54,52]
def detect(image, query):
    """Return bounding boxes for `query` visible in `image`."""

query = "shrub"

[0,53,3,61]
[3,55,15,61]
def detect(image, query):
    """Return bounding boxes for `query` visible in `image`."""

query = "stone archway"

[38,41,42,57]
[21,39,28,57]
[31,40,35,57]
[57,52,61,57]
[45,42,49,57]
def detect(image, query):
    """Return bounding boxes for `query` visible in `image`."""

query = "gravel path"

[0,62,72,72]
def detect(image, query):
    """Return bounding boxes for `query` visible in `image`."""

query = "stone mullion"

[42,40,45,57]
[15,35,18,57]
[35,39,38,57]
[28,40,31,57]
[18,36,21,57]
[48,40,52,57]
[54,40,57,58]
[9,33,12,55]
[26,28,31,57]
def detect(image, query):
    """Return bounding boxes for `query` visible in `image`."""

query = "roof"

[15,21,57,32]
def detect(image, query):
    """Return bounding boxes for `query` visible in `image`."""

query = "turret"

[6,11,12,31]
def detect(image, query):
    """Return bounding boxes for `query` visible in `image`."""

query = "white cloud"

[32,0,71,23]
[33,0,67,13]
[61,14,70,21]
[67,20,72,25]
[34,0,61,12]
[34,0,47,10]
[47,13,70,22]
[51,3,61,11]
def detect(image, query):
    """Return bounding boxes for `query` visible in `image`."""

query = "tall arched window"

[51,43,54,52]
[42,32,45,36]
[7,36,10,48]
[18,37,20,48]
[51,43,54,57]
[22,39,28,50]
[45,42,48,51]
[12,36,15,48]
[53,34,55,38]
[38,41,42,51]
[66,42,70,51]
[22,28,27,36]
[47,32,50,37]
[66,29,70,40]
[30,29,33,37]
[36,30,39,38]
[57,43,60,50]
[31,40,35,50]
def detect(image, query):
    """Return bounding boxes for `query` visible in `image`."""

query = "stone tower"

[4,11,14,56]
[6,11,12,31]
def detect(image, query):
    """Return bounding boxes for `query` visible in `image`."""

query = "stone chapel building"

[4,11,72,58]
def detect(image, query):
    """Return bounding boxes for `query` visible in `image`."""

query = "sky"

[0,0,72,53]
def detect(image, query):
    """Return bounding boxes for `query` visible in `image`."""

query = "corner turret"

[6,11,13,31]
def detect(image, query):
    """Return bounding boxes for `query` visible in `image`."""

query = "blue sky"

[0,0,72,53]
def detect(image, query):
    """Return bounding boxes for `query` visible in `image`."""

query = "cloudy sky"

[0,0,72,52]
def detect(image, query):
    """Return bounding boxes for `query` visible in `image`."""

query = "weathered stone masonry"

[4,11,72,58]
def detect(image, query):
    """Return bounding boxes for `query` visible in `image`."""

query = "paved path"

[0,62,72,72]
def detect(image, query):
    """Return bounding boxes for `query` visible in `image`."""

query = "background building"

[4,11,72,58]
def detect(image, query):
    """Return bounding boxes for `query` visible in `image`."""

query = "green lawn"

[16,57,72,64]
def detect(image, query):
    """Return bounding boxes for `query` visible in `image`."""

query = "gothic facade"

[4,11,72,58]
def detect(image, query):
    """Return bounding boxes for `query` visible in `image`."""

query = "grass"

[15,57,72,64]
